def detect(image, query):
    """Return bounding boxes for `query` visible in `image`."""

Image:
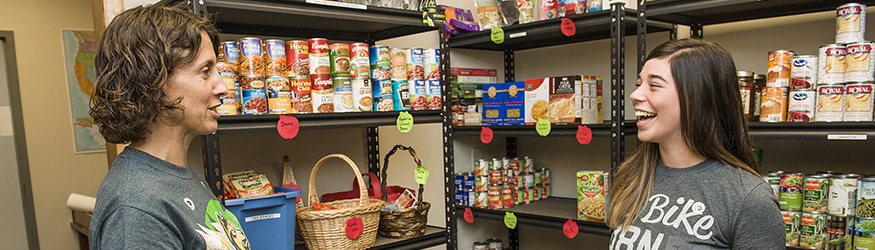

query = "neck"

[129,122,194,167]
[658,140,706,168]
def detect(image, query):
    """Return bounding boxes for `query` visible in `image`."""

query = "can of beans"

[837,3,866,44]
[487,184,502,209]
[370,46,391,80]
[844,81,875,121]
[759,87,789,122]
[829,174,860,217]
[781,173,806,211]
[816,84,846,122]
[800,212,828,248]
[454,189,465,205]
[767,50,794,88]
[765,171,784,199]
[846,41,875,82]
[372,79,393,111]
[332,77,353,113]
[266,76,292,114]
[349,43,370,79]
[351,78,372,112]
[406,48,425,80]
[454,174,464,190]
[308,38,330,75]
[826,215,851,250]
[474,175,486,192]
[423,48,441,80]
[240,75,267,115]
[818,44,847,84]
[784,210,802,246]
[218,72,240,115]
[426,79,442,110]
[502,184,513,208]
[788,89,816,122]
[392,80,411,111]
[791,55,818,90]
[218,41,239,74]
[262,39,287,77]
[804,174,831,213]
[290,77,312,113]
[329,43,350,78]
[238,37,264,76]
[285,40,309,78]
[390,48,408,81]
[409,79,427,110]
[310,74,334,113]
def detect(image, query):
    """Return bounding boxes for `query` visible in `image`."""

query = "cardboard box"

[577,171,606,222]
[525,78,551,125]
[596,76,603,123]
[482,83,504,125]
[551,76,578,124]
[504,81,525,125]
[450,67,497,99]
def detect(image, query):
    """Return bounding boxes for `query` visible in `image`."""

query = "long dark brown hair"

[90,2,218,144]
[609,38,759,231]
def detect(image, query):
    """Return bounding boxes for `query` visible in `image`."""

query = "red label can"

[308,38,330,75]
[350,43,370,79]
[285,40,309,78]
[502,184,513,208]
[311,74,334,113]
[487,185,502,209]
[238,37,263,76]
[290,77,312,113]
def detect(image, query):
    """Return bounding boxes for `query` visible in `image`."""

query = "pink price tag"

[277,115,300,139]
[560,18,576,37]
[577,125,592,144]
[480,126,494,144]
[346,216,363,239]
[464,208,474,223]
[563,219,578,239]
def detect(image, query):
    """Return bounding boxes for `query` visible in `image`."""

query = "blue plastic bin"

[225,186,301,250]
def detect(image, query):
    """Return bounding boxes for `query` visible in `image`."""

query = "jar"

[753,73,766,122]
[737,71,755,121]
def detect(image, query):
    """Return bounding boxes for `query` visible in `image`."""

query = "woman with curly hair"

[88,2,250,249]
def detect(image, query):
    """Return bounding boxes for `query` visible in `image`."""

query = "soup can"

[767,50,794,88]
[308,38,330,75]
[804,174,831,213]
[390,48,408,81]
[217,73,239,115]
[409,79,427,110]
[217,41,239,74]
[829,174,860,217]
[818,44,847,84]
[351,78,372,112]
[846,41,875,82]
[372,79,393,111]
[784,210,802,246]
[240,75,267,115]
[262,39,287,77]
[844,81,875,121]
[329,43,350,78]
[423,48,441,80]
[369,46,391,80]
[285,40,309,78]
[392,80,411,111]
[290,77,312,113]
[788,89,816,122]
[827,215,852,250]
[765,171,783,199]
[333,77,353,113]
[837,3,867,44]
[349,43,370,79]
[406,48,425,80]
[760,87,789,122]
[238,37,264,76]
[800,212,828,248]
[265,76,292,114]
[816,84,846,122]
[310,74,334,113]
[781,173,806,210]
[791,55,818,90]
[487,184,502,209]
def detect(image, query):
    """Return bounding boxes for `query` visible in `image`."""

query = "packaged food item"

[763,171,782,199]
[308,38,330,75]
[392,80,411,111]
[290,77,313,113]
[577,171,605,222]
[351,78,372,112]
[829,174,860,217]
[815,84,845,122]
[217,41,239,74]
[240,75,268,115]
[844,82,875,121]
[231,174,274,199]
[738,71,755,121]
[266,76,292,114]
[783,210,802,246]
[818,44,847,84]
[788,90,815,122]
[846,41,875,82]
[406,48,425,80]
[369,46,391,80]
[752,73,766,121]
[349,43,370,79]
[482,83,504,125]
[409,79,428,110]
[222,170,257,199]
[394,189,417,210]
[439,5,479,34]
[525,78,550,125]
[540,0,557,20]
[285,40,309,78]
[426,79,442,110]
[586,0,604,13]
[333,77,353,113]
[499,0,520,25]
[238,37,264,76]
[504,81,525,125]
[826,215,852,249]
[328,43,351,78]
[790,55,817,90]
[550,76,577,124]
[262,39,287,77]
[799,212,828,248]
[476,0,504,30]
[781,173,805,210]
[390,48,408,81]
[312,202,338,211]
[218,73,240,116]
[803,174,831,213]
[517,0,535,24]
[836,3,866,44]
[373,79,394,111]
[311,74,334,113]
[759,87,788,122]
[767,50,794,88]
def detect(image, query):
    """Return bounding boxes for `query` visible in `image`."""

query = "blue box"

[225,186,301,250]
[482,83,505,125]
[503,81,525,125]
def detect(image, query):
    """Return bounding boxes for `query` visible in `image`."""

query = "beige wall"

[0,0,106,249]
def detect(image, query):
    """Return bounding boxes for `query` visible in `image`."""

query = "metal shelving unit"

[452,123,638,137]
[457,198,611,236]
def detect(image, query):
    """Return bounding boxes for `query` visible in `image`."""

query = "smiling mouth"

[636,110,656,121]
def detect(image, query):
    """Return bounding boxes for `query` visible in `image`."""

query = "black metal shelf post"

[610,2,626,177]
[440,28,457,250]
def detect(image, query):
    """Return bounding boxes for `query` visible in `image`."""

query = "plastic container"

[225,186,302,250]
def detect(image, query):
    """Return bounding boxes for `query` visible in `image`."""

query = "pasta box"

[525,78,550,125]
[482,83,504,125]
[503,81,525,125]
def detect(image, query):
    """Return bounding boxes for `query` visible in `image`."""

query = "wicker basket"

[296,154,386,250]
[378,145,431,238]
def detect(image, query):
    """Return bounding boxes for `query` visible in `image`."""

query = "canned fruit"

[760,87,789,122]
[768,50,793,88]
[819,44,847,84]
[846,42,875,82]
[788,90,816,122]
[844,82,875,121]
[837,3,866,44]
[790,55,818,89]
[816,84,846,122]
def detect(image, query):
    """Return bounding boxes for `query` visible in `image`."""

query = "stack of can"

[285,40,313,113]
[371,46,442,112]
[455,172,476,207]
[457,156,550,210]
[217,41,241,115]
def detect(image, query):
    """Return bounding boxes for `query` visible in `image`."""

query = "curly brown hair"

[90,2,219,144]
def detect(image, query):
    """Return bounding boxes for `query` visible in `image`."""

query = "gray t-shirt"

[90,148,250,250]
[609,159,785,250]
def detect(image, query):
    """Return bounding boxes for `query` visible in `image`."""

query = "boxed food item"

[482,83,505,125]
[451,67,498,99]
[524,78,551,125]
[550,76,578,124]
[439,5,479,35]
[596,76,603,123]
[504,81,525,125]
[577,171,606,222]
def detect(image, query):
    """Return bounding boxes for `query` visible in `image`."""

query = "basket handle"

[308,154,368,207]
[380,145,425,210]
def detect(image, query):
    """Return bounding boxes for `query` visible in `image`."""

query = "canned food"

[541,183,548,198]
[515,189,522,205]
[392,81,411,111]
[767,50,794,88]
[473,241,489,250]
[826,215,851,250]
[856,217,875,248]
[533,184,541,201]
[426,79,442,110]
[857,177,875,218]
[760,87,789,122]
[372,79,393,111]
[310,74,334,113]
[489,169,502,185]
[468,190,475,206]
[818,44,847,84]
[266,76,292,114]
[781,173,806,210]
[800,212,828,248]
[490,158,501,170]
[349,43,370,79]
[475,159,488,176]
[739,71,755,120]
[455,189,466,205]
[502,184,513,208]
[409,79,427,110]
[510,158,520,171]
[217,41,239,74]
[423,48,440,80]
[522,187,530,204]
[240,75,267,115]
[534,171,542,185]
[308,38,330,75]
[524,173,534,189]
[753,73,766,120]
[487,184,502,209]
[329,43,350,78]
[523,156,533,173]
[844,82,875,121]
[836,3,867,44]
[788,90,816,122]
[846,41,875,82]
[784,210,802,246]
[333,77,353,113]
[454,174,464,190]
[502,157,510,169]
[350,78,372,112]
[406,48,425,80]
[238,37,264,76]
[765,172,783,199]
[829,174,860,217]
[816,84,846,122]
[464,174,475,190]
[475,175,486,192]
[369,46,391,80]
[290,77,313,113]
[791,55,818,89]
[390,48,408,81]
[218,73,239,115]
[285,40,309,78]
[542,168,551,184]
[476,191,487,208]
[262,39,287,77]
[804,174,831,213]
[488,238,503,250]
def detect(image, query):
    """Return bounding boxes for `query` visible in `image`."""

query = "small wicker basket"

[378,145,431,238]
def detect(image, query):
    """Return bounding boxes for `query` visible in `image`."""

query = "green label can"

[784,210,802,246]
[800,212,828,248]
[804,174,832,213]
[856,217,875,249]
[826,215,852,250]
[765,171,783,199]
[858,177,875,218]
[781,173,806,210]
[829,174,860,217]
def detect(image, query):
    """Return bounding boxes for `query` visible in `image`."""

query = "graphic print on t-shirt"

[195,199,251,250]
[609,193,715,250]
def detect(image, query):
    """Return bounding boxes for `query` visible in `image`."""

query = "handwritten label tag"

[481,126,494,144]
[464,207,474,223]
[277,115,300,139]
[491,27,505,44]
[563,219,579,238]
[346,216,363,239]
[397,111,413,133]
[504,212,517,229]
[536,118,551,136]
[577,125,592,144]
[414,166,429,185]
[560,18,576,36]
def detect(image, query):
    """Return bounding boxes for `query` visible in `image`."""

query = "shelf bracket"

[610,1,626,175]
[637,0,646,83]
[509,227,520,250]
[367,127,380,175]
[506,137,517,158]
[440,28,458,250]
[691,22,704,39]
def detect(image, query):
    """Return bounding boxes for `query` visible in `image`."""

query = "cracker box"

[482,83,504,125]
[524,78,551,125]
[503,81,525,125]
[551,76,579,124]
[577,170,606,222]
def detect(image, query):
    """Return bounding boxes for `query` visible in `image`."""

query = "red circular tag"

[560,18,576,37]
[577,125,592,144]
[277,115,300,139]
[480,126,494,144]
[563,219,578,239]
[346,216,364,239]
[464,207,474,223]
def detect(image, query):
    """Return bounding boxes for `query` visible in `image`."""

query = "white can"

[351,78,373,112]
[829,174,860,217]
[790,55,818,90]
[815,84,845,122]
[818,44,847,84]
[787,89,816,122]
[845,41,875,82]
[333,77,353,113]
[844,81,875,121]
[836,3,866,44]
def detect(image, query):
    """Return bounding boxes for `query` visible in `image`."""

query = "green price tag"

[504,212,517,229]
[397,111,414,133]
[491,27,504,44]
[536,118,551,136]
[414,166,429,185]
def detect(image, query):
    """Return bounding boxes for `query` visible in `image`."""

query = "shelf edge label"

[827,134,867,140]
[306,0,368,10]
[508,32,527,39]
[277,115,300,139]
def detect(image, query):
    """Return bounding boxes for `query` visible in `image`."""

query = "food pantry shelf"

[452,122,638,137]
[294,226,447,250]
[456,197,611,236]
[215,110,443,134]
[645,0,875,26]
[748,122,875,140]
